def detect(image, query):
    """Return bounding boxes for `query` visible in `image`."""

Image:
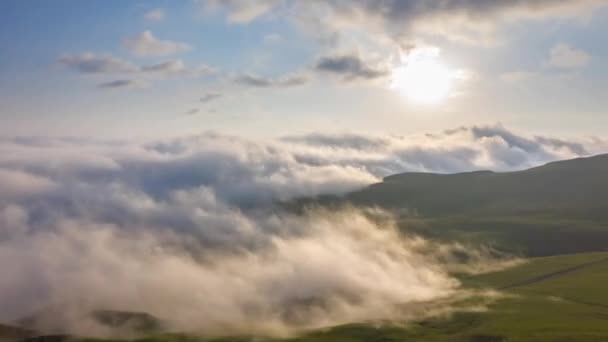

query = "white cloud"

[0,126,601,337]
[144,8,165,21]
[205,0,282,23]
[548,43,591,69]
[123,31,191,57]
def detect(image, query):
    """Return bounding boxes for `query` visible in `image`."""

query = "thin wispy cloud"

[233,72,309,88]
[97,79,140,89]
[548,43,591,69]
[58,53,138,74]
[123,30,191,57]
[200,92,223,103]
[144,8,165,22]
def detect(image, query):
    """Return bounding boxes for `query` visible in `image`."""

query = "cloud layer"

[0,125,604,337]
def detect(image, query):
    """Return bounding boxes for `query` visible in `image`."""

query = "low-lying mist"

[0,205,515,337]
[0,125,589,337]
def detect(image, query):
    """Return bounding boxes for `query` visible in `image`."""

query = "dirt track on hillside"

[500,257,608,290]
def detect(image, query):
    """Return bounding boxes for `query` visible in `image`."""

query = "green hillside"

[348,153,608,219]
[289,154,608,257]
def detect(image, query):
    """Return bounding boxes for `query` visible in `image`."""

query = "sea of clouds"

[0,125,605,337]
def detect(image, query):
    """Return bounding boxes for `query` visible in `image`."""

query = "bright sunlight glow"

[391,56,454,104]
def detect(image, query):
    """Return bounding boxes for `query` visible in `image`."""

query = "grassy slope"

[287,252,608,342]
[285,154,608,257]
[348,154,608,219]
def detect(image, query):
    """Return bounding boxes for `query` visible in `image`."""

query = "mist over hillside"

[0,125,594,337]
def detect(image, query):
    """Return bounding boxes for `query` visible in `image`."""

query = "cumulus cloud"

[315,54,389,81]
[548,43,591,69]
[233,72,309,88]
[0,126,602,337]
[123,31,191,57]
[283,124,600,174]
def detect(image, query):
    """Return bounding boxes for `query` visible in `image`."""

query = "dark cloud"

[97,79,139,89]
[233,73,309,88]
[535,136,588,155]
[140,59,187,74]
[184,108,200,115]
[200,92,223,104]
[58,53,137,74]
[315,55,389,81]
[59,53,213,89]
[282,133,390,150]
[206,1,606,44]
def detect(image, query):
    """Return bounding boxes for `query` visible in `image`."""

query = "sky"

[1,0,608,139]
[3,1,608,335]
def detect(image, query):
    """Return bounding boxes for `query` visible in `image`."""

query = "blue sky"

[1,0,608,138]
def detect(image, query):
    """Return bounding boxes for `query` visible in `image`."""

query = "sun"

[391,56,454,104]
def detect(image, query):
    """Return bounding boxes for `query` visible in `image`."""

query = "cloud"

[0,168,56,201]
[263,33,282,44]
[204,0,282,23]
[58,53,138,74]
[207,1,607,45]
[97,79,140,89]
[58,53,214,89]
[144,8,165,21]
[200,92,223,104]
[283,124,599,174]
[59,53,198,76]
[283,133,390,150]
[314,54,389,81]
[140,59,189,76]
[548,43,591,69]
[0,126,602,337]
[499,71,536,83]
[123,31,191,57]
[233,72,309,88]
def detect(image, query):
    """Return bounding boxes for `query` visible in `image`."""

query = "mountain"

[284,154,608,256]
[347,153,608,219]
